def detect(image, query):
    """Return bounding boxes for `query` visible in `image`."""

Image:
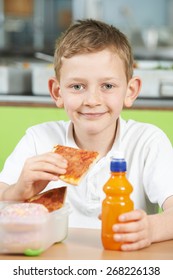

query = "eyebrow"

[66,77,86,82]
[65,76,121,82]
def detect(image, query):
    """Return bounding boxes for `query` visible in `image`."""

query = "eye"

[102,83,114,90]
[72,84,85,91]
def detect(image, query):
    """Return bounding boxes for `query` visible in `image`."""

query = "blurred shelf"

[133,97,173,110]
[134,47,173,60]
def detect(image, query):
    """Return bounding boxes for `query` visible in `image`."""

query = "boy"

[0,19,173,251]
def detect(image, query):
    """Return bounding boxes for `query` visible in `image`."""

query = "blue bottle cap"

[110,157,127,172]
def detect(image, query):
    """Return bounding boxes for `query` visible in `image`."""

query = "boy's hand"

[112,209,152,251]
[13,152,67,200]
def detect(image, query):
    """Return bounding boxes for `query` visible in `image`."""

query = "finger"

[112,219,145,233]
[113,230,146,244]
[120,238,151,251]
[26,153,68,168]
[118,209,146,222]
[26,170,60,182]
[30,161,67,175]
[45,152,68,166]
[98,213,101,220]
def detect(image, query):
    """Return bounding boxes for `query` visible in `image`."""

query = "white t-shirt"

[0,118,173,229]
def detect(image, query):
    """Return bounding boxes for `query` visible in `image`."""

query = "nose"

[83,87,102,106]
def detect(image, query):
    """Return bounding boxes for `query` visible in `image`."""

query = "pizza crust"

[58,175,80,185]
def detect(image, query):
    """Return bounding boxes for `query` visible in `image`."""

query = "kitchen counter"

[133,97,173,110]
[0,94,55,108]
[0,95,173,110]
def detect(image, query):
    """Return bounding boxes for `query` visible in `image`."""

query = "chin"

[84,124,106,135]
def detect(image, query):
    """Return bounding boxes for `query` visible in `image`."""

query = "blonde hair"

[54,19,134,81]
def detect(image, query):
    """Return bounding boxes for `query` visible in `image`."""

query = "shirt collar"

[65,121,79,148]
[65,117,126,153]
[106,117,126,158]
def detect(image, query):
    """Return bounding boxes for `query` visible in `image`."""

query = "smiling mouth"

[79,112,107,118]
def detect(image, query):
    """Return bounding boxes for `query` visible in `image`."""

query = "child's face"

[54,49,137,136]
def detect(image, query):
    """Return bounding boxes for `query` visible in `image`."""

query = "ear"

[124,76,142,108]
[48,77,64,108]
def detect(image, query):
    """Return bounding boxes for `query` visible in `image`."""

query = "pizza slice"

[53,145,99,186]
[26,187,67,212]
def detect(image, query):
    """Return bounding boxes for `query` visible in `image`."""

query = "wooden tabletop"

[0,227,173,260]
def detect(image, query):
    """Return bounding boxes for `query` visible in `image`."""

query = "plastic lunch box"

[0,202,71,256]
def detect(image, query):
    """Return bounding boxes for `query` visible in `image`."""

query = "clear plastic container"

[0,202,71,256]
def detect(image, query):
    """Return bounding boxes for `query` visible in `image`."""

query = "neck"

[73,121,118,158]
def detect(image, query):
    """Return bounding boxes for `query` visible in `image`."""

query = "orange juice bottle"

[101,155,134,250]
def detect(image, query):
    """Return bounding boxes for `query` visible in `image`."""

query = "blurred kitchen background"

[1,0,173,56]
[0,0,173,99]
[1,0,173,171]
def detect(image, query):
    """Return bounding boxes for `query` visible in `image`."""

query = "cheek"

[63,95,81,112]
[107,95,124,108]
[106,94,126,116]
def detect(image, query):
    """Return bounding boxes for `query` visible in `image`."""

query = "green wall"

[122,109,173,143]
[0,106,173,171]
[0,107,68,171]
